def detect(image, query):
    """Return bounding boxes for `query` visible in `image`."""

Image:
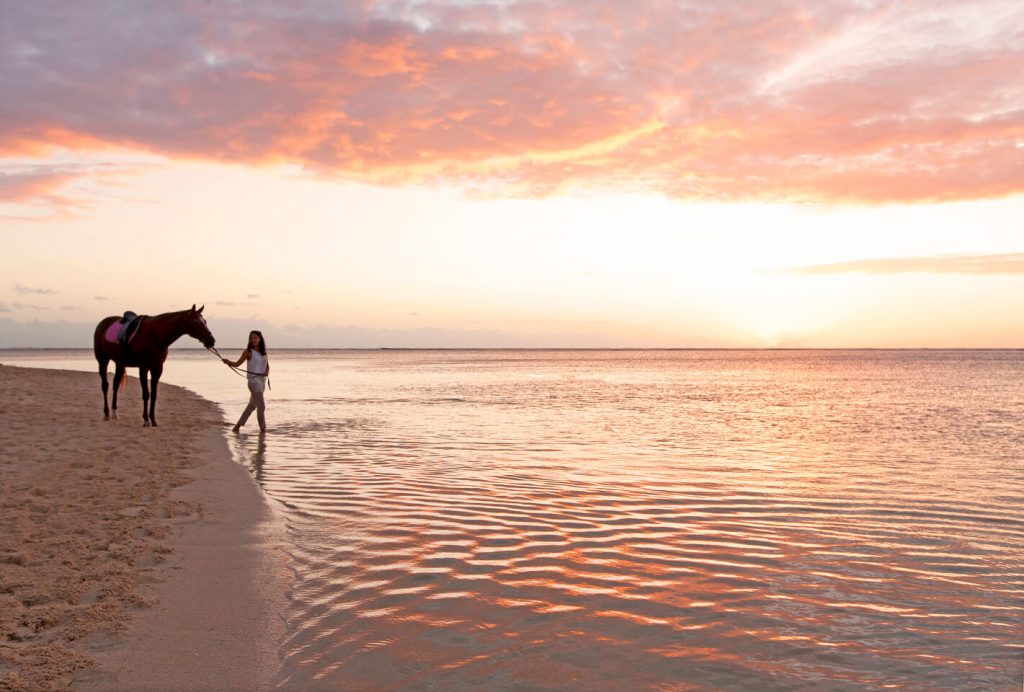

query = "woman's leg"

[253,388,267,432]
[235,389,258,430]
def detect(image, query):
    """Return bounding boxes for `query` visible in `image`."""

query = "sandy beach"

[0,365,286,691]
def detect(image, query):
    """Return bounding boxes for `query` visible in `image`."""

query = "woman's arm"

[223,349,250,368]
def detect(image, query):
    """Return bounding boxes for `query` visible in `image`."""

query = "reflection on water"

[232,431,269,484]
[4,349,1023,689]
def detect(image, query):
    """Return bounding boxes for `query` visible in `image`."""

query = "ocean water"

[3,349,1023,689]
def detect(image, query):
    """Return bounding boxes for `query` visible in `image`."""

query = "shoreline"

[0,365,286,690]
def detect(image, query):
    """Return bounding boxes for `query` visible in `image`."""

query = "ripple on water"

[219,351,1024,689]
[263,473,1023,688]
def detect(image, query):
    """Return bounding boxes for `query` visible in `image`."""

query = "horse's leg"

[98,355,110,420]
[139,367,151,427]
[149,366,162,427]
[110,364,126,419]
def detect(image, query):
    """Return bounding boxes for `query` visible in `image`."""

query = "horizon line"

[2,347,1021,352]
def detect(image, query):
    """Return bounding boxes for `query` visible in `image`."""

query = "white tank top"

[247,350,267,379]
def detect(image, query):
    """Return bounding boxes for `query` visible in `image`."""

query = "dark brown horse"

[93,304,215,426]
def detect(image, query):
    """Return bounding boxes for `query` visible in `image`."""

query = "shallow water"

[4,349,1023,689]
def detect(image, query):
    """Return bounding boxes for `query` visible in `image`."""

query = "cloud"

[0,161,148,220]
[0,166,89,220]
[212,300,257,307]
[15,283,56,295]
[2,1,1022,203]
[0,302,49,311]
[784,253,1024,275]
[0,167,76,203]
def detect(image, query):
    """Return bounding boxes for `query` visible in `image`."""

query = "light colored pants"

[236,379,266,431]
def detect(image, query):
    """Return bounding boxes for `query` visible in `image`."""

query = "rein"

[207,346,271,390]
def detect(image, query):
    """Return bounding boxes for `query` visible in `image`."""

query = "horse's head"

[187,304,216,349]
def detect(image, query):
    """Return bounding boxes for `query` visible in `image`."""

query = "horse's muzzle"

[204,336,216,349]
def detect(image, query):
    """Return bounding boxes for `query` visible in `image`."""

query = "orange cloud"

[342,38,426,77]
[2,1,1022,203]
[441,45,500,62]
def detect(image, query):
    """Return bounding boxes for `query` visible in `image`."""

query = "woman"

[223,330,269,433]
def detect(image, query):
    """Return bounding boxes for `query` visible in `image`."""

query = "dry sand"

[0,365,287,691]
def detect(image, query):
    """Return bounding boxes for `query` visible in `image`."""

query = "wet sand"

[0,365,285,690]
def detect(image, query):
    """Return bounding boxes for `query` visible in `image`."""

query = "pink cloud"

[0,168,80,205]
[0,159,153,221]
[0,166,96,222]
[1,0,1022,202]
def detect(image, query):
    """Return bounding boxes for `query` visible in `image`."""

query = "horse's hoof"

[151,422,158,428]
[103,414,110,421]
[111,411,118,420]
[143,420,151,427]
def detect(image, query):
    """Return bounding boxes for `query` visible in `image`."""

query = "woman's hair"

[248,330,267,355]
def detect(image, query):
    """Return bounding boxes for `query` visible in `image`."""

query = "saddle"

[104,311,144,345]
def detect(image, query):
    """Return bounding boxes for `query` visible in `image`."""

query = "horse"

[93,304,216,427]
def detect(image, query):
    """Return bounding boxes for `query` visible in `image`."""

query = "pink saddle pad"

[105,319,142,345]
[104,322,121,343]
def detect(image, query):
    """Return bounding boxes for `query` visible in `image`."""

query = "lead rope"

[207,346,271,390]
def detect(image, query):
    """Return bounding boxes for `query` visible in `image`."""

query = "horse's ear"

[198,304,205,314]
[191,303,197,313]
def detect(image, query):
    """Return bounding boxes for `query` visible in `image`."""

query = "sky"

[1,0,1022,348]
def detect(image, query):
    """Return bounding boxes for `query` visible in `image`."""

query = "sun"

[698,266,867,347]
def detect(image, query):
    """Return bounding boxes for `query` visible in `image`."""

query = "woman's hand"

[222,358,230,365]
